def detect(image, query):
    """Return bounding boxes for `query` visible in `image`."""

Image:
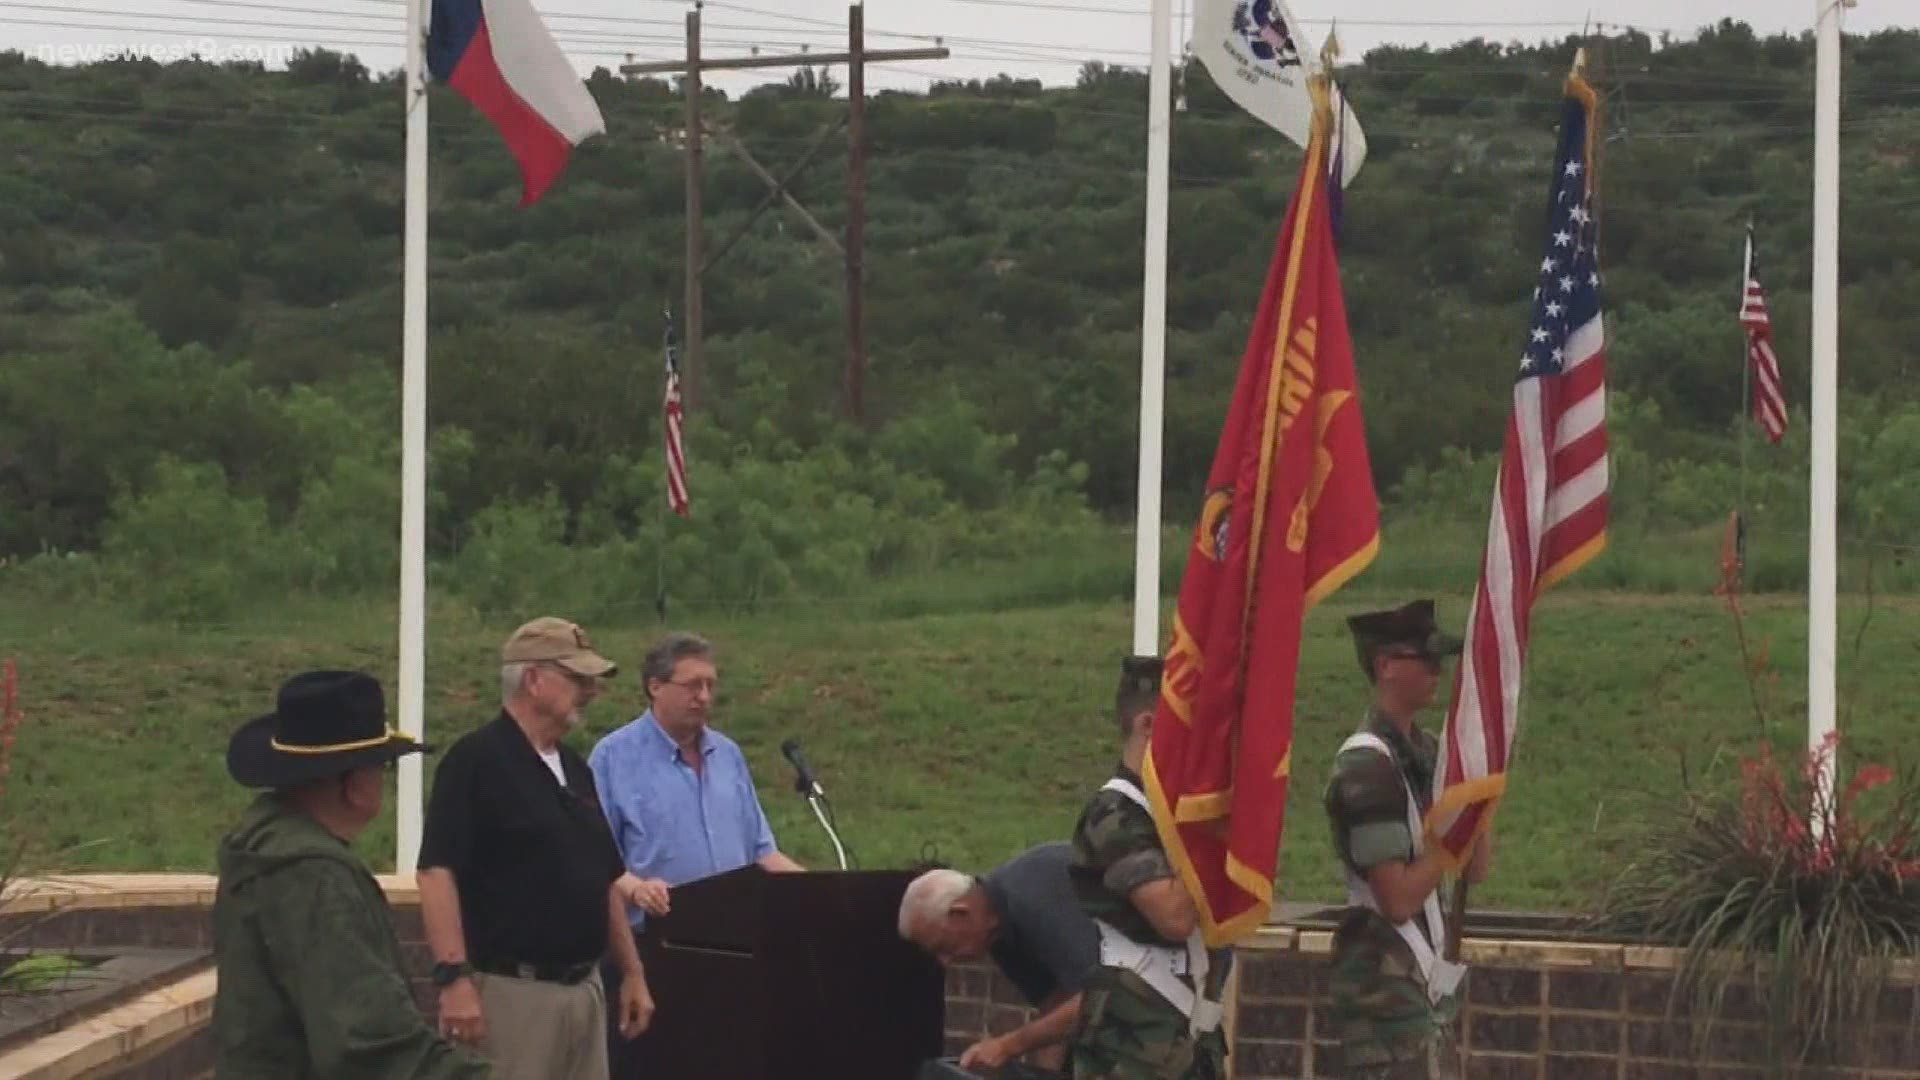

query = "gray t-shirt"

[982,842,1100,1006]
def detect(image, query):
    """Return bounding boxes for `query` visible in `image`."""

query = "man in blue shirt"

[588,631,803,1071]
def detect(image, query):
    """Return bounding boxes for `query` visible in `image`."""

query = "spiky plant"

[0,658,80,1007]
[1596,731,1920,1072]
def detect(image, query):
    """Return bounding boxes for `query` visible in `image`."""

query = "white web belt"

[1336,732,1467,1005]
[1093,776,1223,1035]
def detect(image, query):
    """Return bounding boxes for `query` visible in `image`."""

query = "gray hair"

[500,661,534,707]
[642,632,715,695]
[896,868,974,941]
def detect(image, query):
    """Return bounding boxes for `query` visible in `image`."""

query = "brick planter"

[6,877,1918,1079]
[945,926,1920,1079]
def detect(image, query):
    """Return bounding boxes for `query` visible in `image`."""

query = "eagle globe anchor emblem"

[1198,489,1232,563]
[1231,0,1303,67]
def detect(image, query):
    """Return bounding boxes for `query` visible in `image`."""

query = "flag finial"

[1571,47,1588,77]
[1307,39,1335,130]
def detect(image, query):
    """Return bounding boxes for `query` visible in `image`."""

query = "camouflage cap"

[501,617,618,678]
[1114,655,1163,732]
[1118,655,1163,693]
[1346,599,1462,680]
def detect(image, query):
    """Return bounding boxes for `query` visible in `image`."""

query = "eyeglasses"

[540,664,600,692]
[661,677,719,695]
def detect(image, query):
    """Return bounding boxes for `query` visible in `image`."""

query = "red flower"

[0,658,16,810]
[1732,733,1916,882]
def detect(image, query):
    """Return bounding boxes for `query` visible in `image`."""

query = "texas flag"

[427,0,606,206]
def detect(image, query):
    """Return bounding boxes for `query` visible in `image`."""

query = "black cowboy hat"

[226,670,430,789]
[1346,599,1464,681]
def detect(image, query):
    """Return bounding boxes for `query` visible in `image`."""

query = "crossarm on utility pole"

[627,10,949,424]
[703,120,848,272]
[619,46,948,76]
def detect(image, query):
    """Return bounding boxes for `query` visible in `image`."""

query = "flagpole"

[1808,0,1842,829]
[1443,40,1579,964]
[1738,224,1752,520]
[657,304,672,625]
[1131,0,1172,658]
[396,0,429,876]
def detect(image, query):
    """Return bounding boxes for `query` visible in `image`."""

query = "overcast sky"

[11,0,1913,98]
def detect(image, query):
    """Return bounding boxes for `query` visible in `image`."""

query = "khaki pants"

[476,969,608,1080]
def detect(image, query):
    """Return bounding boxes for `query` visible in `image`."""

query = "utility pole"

[622,6,946,420]
[845,3,868,423]
[682,7,704,407]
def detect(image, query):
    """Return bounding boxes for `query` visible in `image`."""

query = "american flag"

[663,309,690,518]
[1426,75,1611,865]
[1741,228,1788,444]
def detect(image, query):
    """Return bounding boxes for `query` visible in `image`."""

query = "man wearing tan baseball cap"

[416,616,653,1080]
[500,616,619,680]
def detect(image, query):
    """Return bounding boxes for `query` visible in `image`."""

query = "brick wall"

[0,888,439,1080]
[11,884,1920,1079]
[0,904,214,952]
[942,961,1055,1059]
[944,937,1920,1080]
[0,902,219,1079]
[389,903,441,1018]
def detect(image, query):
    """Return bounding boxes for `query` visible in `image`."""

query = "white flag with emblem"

[1192,0,1366,187]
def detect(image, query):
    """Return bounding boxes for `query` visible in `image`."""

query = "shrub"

[287,447,399,592]
[445,489,578,620]
[99,458,279,622]
[1595,733,1920,1072]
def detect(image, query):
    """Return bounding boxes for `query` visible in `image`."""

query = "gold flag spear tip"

[1307,24,1337,121]
[1571,46,1588,76]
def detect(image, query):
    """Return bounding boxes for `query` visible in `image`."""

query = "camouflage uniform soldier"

[1322,600,1492,1079]
[1066,657,1231,1080]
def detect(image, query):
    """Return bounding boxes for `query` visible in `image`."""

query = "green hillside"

[1,22,1916,618]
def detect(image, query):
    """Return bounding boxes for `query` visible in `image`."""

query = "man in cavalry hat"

[211,669,490,1079]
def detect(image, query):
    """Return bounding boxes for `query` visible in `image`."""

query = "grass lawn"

[2,584,1911,913]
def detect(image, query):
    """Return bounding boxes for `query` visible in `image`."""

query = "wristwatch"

[430,960,474,987]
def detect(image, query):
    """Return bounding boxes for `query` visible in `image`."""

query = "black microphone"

[780,738,824,798]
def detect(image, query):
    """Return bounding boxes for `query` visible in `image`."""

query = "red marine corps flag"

[1144,75,1381,946]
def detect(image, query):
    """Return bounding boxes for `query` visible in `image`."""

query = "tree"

[133,236,242,348]
[284,48,370,85]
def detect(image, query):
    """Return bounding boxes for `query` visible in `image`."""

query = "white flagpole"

[397,0,430,875]
[1132,0,1172,658]
[1739,226,1753,516]
[1807,0,1842,831]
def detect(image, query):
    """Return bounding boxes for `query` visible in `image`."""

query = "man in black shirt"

[899,842,1100,1075]
[418,617,654,1080]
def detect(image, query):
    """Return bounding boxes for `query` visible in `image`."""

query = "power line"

[102,0,1124,67]
[0,13,850,63]
[13,8,1920,119]
[34,2,1919,95]
[72,1,1807,79]
[903,0,1671,32]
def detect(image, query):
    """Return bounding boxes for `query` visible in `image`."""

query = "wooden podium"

[624,865,944,1080]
